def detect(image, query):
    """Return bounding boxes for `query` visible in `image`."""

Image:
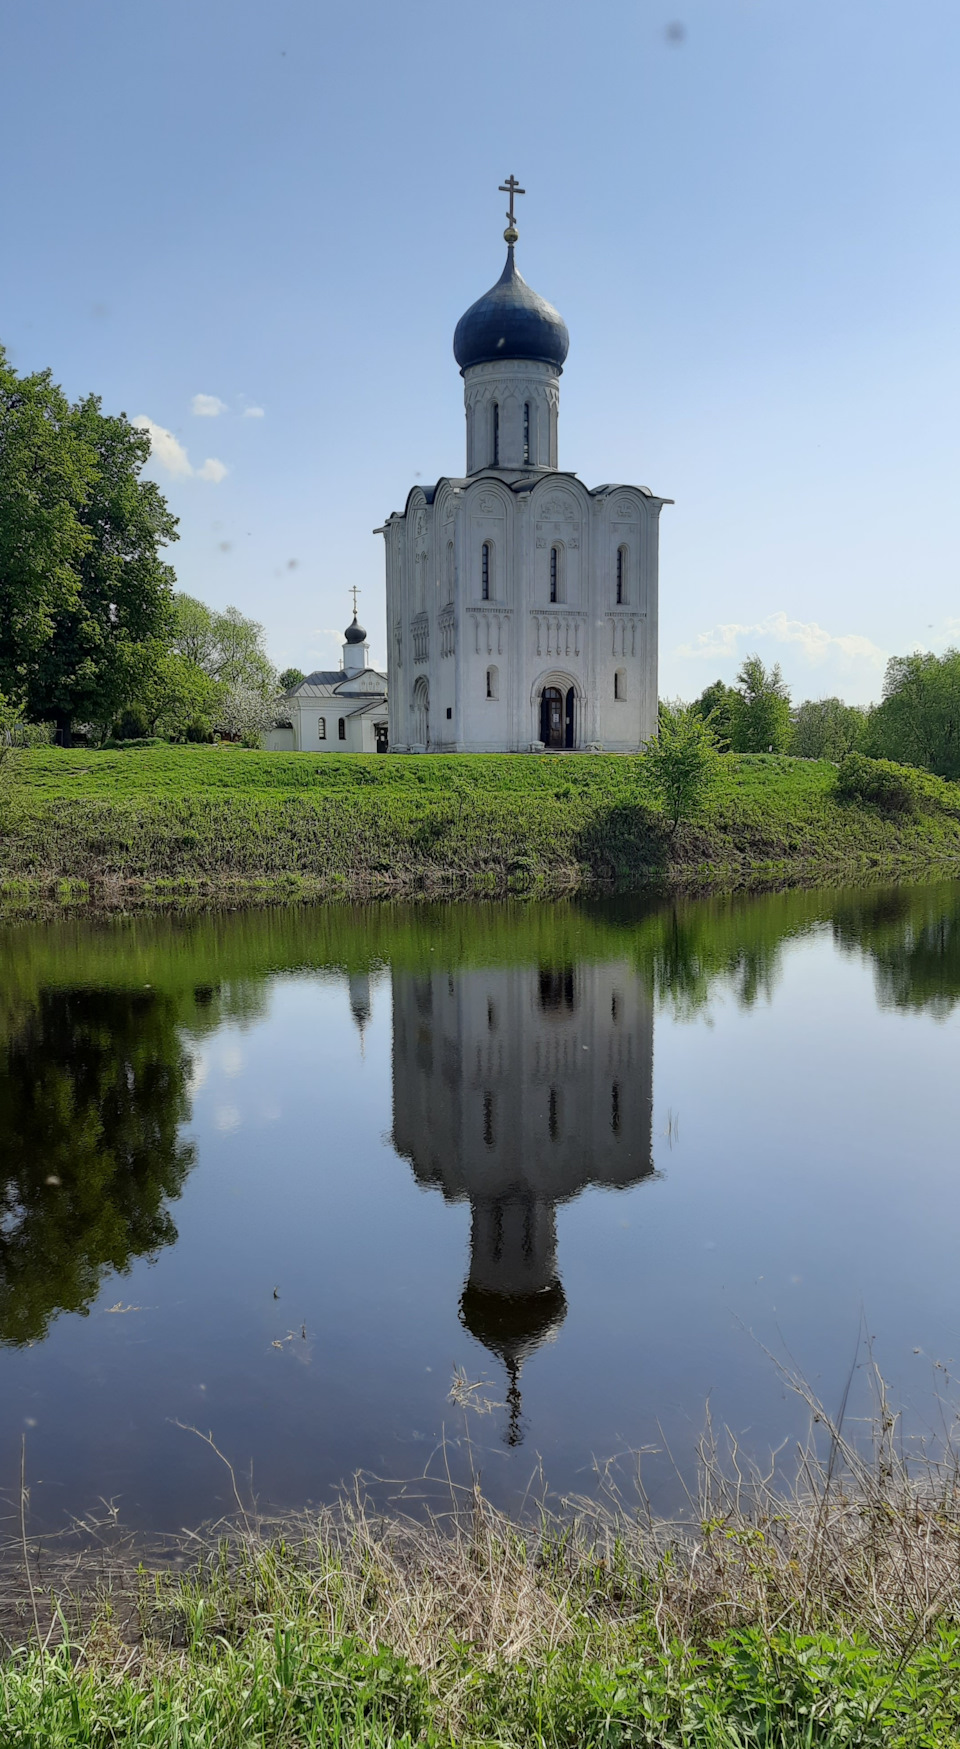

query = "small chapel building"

[382,181,671,754]
[264,615,388,752]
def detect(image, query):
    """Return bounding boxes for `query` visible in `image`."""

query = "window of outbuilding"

[318,717,326,740]
[338,717,346,740]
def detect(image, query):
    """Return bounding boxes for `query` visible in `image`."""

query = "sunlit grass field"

[2,746,959,906]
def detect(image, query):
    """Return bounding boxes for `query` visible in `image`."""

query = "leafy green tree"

[865,649,960,780]
[170,593,218,670]
[278,667,306,692]
[1,356,179,746]
[0,349,94,701]
[790,696,868,761]
[0,987,196,1345]
[136,649,223,741]
[645,706,721,829]
[691,679,739,751]
[730,654,792,753]
[171,595,275,694]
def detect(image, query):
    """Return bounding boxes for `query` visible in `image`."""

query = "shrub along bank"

[1,745,960,907]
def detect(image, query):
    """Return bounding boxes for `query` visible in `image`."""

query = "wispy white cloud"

[133,415,227,484]
[132,416,192,477]
[192,392,227,417]
[676,611,887,671]
[243,405,265,418]
[197,456,228,483]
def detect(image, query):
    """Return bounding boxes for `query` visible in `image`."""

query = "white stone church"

[382,184,670,753]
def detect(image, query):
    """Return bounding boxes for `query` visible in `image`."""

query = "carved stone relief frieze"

[532,613,583,659]
[438,607,456,658]
[469,608,510,657]
[411,612,429,664]
[539,495,575,521]
[606,613,643,658]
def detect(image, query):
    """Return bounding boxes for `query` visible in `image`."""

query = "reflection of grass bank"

[2,746,960,909]
[5,1397,960,1745]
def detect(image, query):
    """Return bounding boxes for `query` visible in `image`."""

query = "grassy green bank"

[2,745,960,909]
[4,1419,960,1749]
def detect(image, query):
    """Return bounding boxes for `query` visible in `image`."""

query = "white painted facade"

[265,622,388,753]
[382,238,670,755]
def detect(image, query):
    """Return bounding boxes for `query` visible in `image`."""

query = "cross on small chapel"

[499,174,525,228]
[350,585,361,617]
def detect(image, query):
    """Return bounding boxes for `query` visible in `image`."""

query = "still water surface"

[1,883,959,1531]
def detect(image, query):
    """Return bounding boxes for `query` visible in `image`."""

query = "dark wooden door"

[540,687,564,748]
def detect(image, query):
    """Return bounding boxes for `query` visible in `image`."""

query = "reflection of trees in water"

[627,883,960,1021]
[640,905,797,1017]
[0,989,196,1346]
[831,886,960,1019]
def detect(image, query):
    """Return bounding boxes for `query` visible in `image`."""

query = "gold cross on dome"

[350,585,361,616]
[499,174,525,228]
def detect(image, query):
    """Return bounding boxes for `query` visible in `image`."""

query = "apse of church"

[390,958,655,1442]
[380,177,671,754]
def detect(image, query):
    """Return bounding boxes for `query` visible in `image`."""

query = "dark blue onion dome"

[453,245,570,374]
[344,614,366,644]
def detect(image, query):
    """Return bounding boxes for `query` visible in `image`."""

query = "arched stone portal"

[412,676,430,750]
[537,678,578,750]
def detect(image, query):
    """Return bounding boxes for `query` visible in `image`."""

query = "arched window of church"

[481,541,491,600]
[523,402,530,464]
[492,402,500,466]
[318,717,327,740]
[338,717,346,740]
[614,668,626,701]
[486,664,498,699]
[616,545,628,604]
[549,545,562,604]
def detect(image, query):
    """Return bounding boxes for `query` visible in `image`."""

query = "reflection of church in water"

[390,960,654,1444]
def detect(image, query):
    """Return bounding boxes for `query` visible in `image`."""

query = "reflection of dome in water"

[459,1278,567,1446]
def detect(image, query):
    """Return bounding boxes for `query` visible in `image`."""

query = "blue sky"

[2,0,958,703]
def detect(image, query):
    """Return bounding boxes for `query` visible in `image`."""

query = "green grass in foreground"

[2,746,960,903]
[6,1386,960,1749]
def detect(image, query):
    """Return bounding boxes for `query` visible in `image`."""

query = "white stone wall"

[265,694,387,753]
[384,473,664,754]
[462,360,559,471]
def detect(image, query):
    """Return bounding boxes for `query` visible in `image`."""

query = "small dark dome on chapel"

[453,246,570,374]
[344,614,367,644]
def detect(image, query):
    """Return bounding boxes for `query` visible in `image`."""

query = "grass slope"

[5,1431,960,1748]
[2,746,959,906]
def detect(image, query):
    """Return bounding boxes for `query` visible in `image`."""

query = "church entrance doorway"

[540,685,576,750]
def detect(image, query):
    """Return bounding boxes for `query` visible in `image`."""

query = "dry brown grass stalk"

[4,1362,960,1677]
